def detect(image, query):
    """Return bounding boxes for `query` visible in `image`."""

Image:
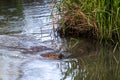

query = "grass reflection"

[60,45,120,80]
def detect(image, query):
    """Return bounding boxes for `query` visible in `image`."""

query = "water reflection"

[60,46,120,80]
[58,37,98,58]
[0,53,25,80]
[0,0,24,34]
[0,0,119,80]
[0,0,64,80]
[18,60,62,80]
[23,0,44,5]
[0,0,53,35]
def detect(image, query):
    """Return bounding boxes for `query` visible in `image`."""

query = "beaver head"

[40,53,64,60]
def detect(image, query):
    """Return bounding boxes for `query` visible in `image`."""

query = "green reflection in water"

[60,44,120,80]
[0,0,23,34]
[0,0,23,21]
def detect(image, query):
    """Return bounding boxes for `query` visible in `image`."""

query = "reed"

[55,0,120,42]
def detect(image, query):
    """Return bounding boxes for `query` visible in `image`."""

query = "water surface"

[0,0,119,80]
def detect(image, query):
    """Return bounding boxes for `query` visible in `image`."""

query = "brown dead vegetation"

[57,3,98,38]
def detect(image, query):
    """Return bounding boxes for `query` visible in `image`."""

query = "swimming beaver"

[40,53,64,60]
[25,46,53,54]
[23,46,65,59]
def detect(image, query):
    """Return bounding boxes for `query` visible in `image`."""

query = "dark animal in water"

[23,46,64,60]
[40,53,64,60]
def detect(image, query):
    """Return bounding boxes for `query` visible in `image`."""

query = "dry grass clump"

[56,2,98,38]
[54,0,120,42]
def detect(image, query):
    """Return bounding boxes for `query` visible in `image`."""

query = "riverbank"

[54,0,120,44]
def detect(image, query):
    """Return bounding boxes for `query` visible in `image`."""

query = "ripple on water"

[19,60,62,80]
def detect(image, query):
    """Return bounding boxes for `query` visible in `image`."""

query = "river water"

[0,0,119,80]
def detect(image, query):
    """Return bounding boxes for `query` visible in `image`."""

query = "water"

[0,0,120,80]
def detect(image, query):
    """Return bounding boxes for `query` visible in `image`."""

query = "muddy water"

[0,0,72,80]
[0,0,115,80]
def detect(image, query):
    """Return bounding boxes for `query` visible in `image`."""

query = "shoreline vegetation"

[52,0,120,44]
[51,1,120,79]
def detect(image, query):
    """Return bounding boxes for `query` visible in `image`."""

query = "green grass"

[54,0,120,43]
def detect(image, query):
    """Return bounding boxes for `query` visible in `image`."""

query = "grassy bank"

[54,0,120,43]
[52,1,120,80]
